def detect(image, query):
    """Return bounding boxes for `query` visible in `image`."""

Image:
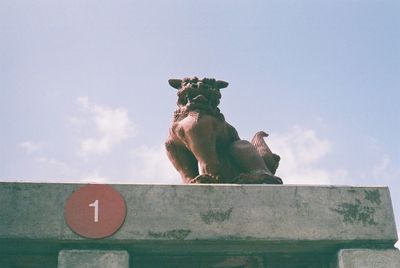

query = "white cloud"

[360,139,400,187]
[32,158,116,183]
[373,154,391,177]
[67,115,85,126]
[130,145,180,184]
[268,126,347,185]
[19,141,43,154]
[33,157,78,181]
[76,96,89,109]
[75,96,135,155]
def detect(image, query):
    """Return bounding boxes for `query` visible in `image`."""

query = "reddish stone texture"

[166,77,282,184]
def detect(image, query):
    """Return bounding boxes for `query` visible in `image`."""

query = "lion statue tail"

[251,131,280,175]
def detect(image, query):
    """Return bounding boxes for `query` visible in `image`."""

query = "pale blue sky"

[1,1,399,246]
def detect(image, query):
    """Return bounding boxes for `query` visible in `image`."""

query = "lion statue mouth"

[186,94,209,110]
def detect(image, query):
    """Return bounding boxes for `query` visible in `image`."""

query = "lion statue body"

[165,77,282,184]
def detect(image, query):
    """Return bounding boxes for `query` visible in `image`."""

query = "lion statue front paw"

[233,173,283,184]
[189,174,220,184]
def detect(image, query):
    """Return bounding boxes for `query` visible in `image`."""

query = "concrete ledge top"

[0,182,397,247]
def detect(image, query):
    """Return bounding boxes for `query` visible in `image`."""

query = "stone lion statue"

[165,77,282,184]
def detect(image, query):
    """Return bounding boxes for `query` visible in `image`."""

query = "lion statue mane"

[165,77,282,184]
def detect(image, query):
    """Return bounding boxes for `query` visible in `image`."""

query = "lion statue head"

[168,77,229,121]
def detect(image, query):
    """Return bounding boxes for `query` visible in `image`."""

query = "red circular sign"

[64,184,126,239]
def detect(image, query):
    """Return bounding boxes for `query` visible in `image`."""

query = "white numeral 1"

[89,199,99,223]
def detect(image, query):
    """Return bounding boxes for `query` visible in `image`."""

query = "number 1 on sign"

[89,200,99,223]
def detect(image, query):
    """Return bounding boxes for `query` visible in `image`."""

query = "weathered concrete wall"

[0,182,398,267]
[0,183,397,252]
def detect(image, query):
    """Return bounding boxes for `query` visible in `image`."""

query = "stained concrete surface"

[0,182,398,267]
[0,183,396,246]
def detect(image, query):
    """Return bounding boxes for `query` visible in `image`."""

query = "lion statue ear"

[168,79,182,89]
[216,80,229,89]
